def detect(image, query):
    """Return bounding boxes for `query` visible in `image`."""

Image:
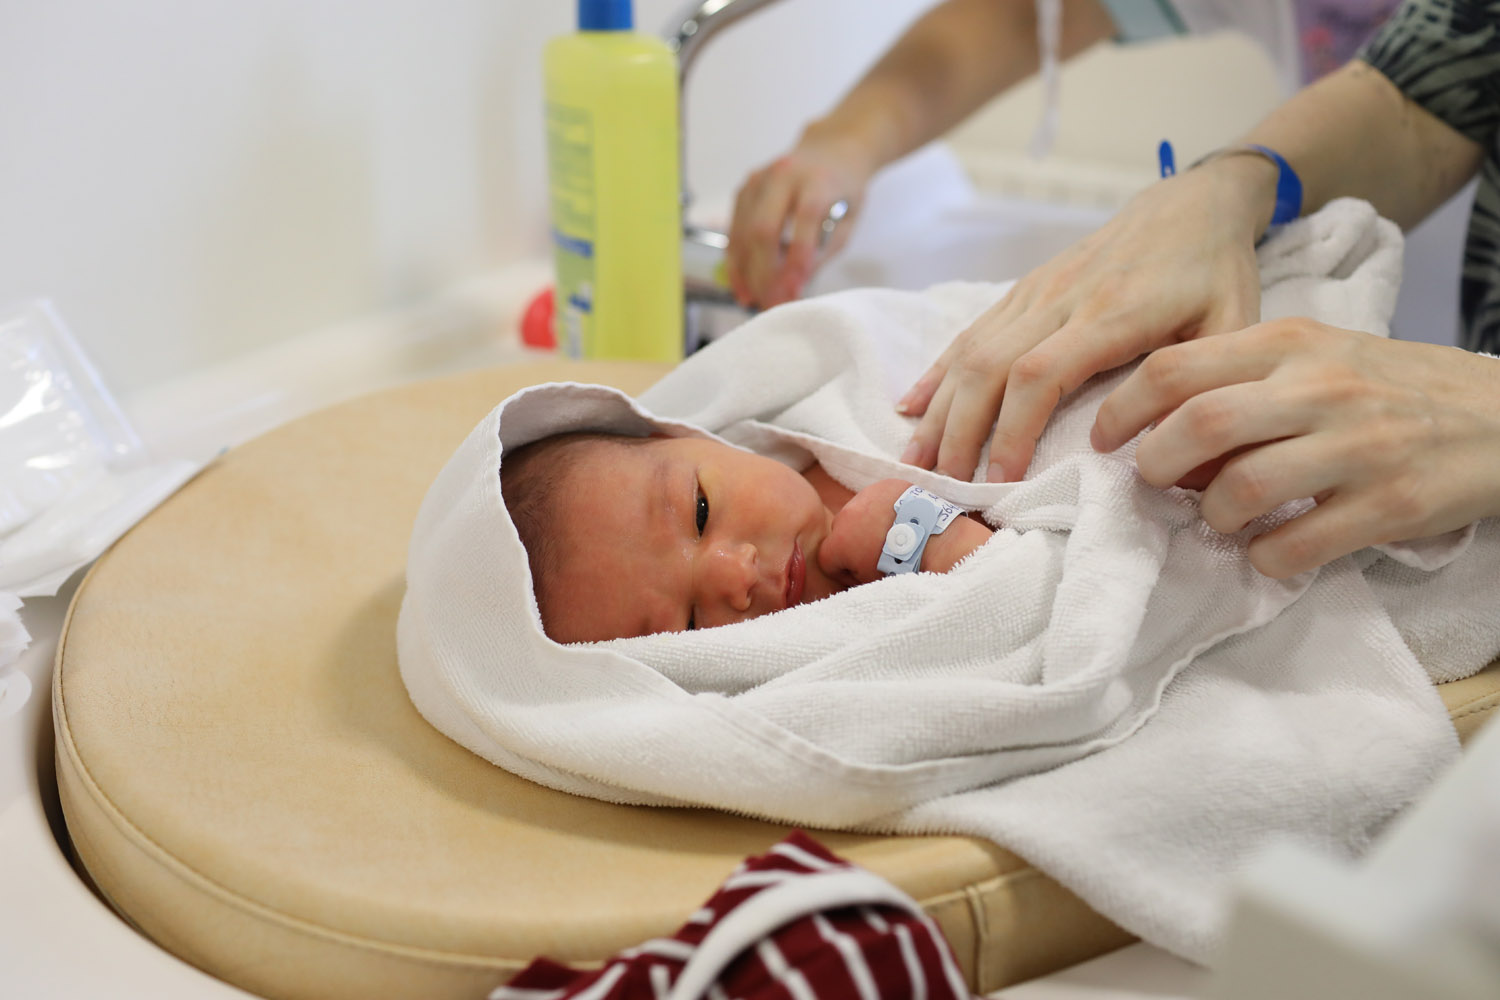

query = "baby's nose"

[704,542,757,612]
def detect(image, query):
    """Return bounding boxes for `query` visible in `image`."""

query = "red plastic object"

[520,286,556,350]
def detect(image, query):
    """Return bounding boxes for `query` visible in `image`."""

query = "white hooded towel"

[398,200,1499,961]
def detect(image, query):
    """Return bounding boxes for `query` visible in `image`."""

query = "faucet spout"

[664,0,850,351]
[665,0,790,96]
[663,0,791,347]
[663,0,789,222]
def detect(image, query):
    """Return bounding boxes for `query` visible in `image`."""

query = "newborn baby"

[501,430,996,642]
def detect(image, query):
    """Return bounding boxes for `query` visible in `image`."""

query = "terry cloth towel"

[398,198,1500,963]
[0,591,27,673]
[491,831,969,1000]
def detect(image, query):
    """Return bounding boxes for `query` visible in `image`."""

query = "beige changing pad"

[54,361,1500,1000]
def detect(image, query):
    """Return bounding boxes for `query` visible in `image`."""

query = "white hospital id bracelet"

[877,486,964,576]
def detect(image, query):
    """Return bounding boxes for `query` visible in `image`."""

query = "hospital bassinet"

[53,360,1500,1000]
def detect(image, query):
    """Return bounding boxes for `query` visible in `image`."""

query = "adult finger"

[902,304,1052,474]
[766,193,824,307]
[1195,434,1343,536]
[895,283,1032,418]
[932,340,1015,479]
[900,373,960,470]
[986,313,1158,482]
[1133,379,1311,491]
[1245,490,1380,579]
[726,169,768,304]
[1092,333,1281,454]
[734,166,798,307]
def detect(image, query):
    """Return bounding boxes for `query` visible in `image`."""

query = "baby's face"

[541,436,844,642]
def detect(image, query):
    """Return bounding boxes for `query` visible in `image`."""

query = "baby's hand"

[817,479,914,587]
[818,479,997,587]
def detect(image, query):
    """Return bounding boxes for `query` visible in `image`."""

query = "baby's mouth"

[784,541,806,608]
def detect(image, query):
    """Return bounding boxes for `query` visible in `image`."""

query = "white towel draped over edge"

[398,199,1500,962]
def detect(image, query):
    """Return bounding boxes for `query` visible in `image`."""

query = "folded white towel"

[398,199,1499,962]
[0,591,27,674]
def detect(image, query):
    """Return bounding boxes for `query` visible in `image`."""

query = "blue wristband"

[1185,143,1303,227]
[1243,144,1303,226]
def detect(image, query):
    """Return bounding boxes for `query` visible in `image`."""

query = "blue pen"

[1158,139,1175,178]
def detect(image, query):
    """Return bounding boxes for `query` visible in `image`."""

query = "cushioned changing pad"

[54,361,1500,1000]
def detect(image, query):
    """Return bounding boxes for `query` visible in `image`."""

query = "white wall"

[4,0,1460,400]
[0,0,928,395]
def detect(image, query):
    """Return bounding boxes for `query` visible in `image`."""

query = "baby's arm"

[817,478,993,587]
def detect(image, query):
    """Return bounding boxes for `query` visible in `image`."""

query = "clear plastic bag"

[0,300,142,534]
[0,300,197,596]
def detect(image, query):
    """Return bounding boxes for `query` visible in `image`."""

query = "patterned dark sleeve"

[1360,0,1500,352]
[1359,0,1500,149]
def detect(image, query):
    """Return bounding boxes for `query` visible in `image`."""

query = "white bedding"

[398,199,1500,962]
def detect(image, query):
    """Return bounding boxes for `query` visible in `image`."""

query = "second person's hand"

[897,154,1277,483]
[1091,319,1500,579]
[725,126,874,310]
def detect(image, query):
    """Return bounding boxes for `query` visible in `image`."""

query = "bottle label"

[546,102,596,359]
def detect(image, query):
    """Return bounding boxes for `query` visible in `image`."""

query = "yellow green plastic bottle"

[544,0,683,362]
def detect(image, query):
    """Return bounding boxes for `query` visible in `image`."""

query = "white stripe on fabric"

[859,906,891,934]
[720,868,799,892]
[623,938,697,962]
[917,915,970,1000]
[706,985,731,1000]
[757,939,819,1000]
[687,907,716,925]
[666,869,924,1000]
[769,841,841,872]
[489,987,569,1000]
[893,924,928,1000]
[812,913,879,1000]
[650,963,674,1000]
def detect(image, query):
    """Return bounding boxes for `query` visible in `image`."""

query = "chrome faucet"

[663,0,845,350]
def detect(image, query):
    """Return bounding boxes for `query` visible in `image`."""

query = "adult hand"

[725,128,873,309]
[1092,319,1500,578]
[897,156,1275,483]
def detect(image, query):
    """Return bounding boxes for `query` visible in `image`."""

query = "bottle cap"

[579,0,632,30]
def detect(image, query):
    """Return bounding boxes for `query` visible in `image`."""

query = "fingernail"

[895,395,914,415]
[987,462,1008,483]
[900,441,922,465]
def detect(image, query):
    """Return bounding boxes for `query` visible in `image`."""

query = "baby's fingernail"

[900,441,922,465]
[987,462,1009,483]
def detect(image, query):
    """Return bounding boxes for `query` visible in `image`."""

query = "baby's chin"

[800,543,847,603]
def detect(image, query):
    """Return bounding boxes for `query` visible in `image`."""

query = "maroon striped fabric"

[491,831,971,1000]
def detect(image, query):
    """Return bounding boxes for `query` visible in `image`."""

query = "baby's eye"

[695,488,709,536]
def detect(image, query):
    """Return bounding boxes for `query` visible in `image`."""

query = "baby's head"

[501,430,844,642]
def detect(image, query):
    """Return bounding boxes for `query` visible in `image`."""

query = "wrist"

[802,101,904,179]
[798,121,881,181]
[1193,153,1283,241]
[918,515,993,574]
